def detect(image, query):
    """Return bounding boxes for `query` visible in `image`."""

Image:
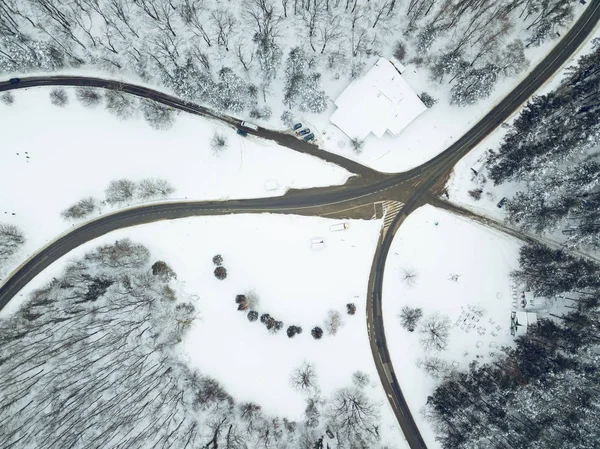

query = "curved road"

[1,4,599,448]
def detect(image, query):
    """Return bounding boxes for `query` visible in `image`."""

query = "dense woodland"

[0,0,576,116]
[487,38,600,251]
[425,35,600,449]
[0,240,385,449]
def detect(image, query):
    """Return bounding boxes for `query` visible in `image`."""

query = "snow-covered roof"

[330,58,427,140]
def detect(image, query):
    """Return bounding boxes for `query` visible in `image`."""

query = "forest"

[0,0,576,117]
[0,239,385,449]
[424,34,600,449]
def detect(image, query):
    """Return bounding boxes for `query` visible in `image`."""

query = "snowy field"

[382,205,522,448]
[446,26,600,221]
[0,213,405,448]
[0,88,350,280]
[303,3,591,173]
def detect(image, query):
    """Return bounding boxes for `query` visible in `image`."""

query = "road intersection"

[1,3,599,447]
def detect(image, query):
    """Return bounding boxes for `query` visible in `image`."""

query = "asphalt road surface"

[1,3,599,448]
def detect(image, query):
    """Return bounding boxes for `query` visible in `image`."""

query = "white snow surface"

[382,205,522,448]
[330,58,427,140]
[0,88,350,281]
[0,213,405,448]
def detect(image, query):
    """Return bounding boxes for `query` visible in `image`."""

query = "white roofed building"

[330,57,427,140]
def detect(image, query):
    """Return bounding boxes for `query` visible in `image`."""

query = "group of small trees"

[0,223,25,261]
[213,254,228,280]
[399,306,451,352]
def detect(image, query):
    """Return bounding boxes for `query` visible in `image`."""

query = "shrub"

[350,138,364,154]
[212,254,223,266]
[393,41,406,61]
[247,311,258,322]
[249,105,272,120]
[287,325,303,338]
[419,91,438,108]
[50,88,68,106]
[468,189,483,201]
[260,313,271,324]
[214,266,227,280]
[235,294,248,311]
[210,132,227,154]
[346,303,357,315]
[151,261,177,280]
[311,326,323,340]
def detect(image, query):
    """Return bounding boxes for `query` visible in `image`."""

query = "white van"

[240,121,259,131]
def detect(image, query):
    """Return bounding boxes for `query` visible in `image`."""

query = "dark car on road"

[497,197,508,208]
[236,128,248,137]
[293,123,302,131]
[9,78,20,84]
[303,133,315,142]
[297,128,310,136]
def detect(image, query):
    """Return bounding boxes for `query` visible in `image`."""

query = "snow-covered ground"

[446,26,600,221]
[0,88,350,280]
[304,4,592,173]
[0,213,405,448]
[382,205,522,448]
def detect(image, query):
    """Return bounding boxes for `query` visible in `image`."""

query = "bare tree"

[402,267,419,287]
[416,356,449,379]
[211,131,228,154]
[352,371,370,388]
[0,223,25,258]
[1,92,14,105]
[324,309,343,336]
[211,8,237,51]
[60,196,98,220]
[76,87,102,107]
[105,179,136,204]
[49,87,68,106]
[399,306,423,332]
[105,89,135,119]
[290,361,318,392]
[327,387,380,447]
[419,313,451,351]
[137,178,175,199]
[140,99,175,130]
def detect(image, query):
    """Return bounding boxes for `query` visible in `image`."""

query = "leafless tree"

[60,196,98,220]
[417,356,450,379]
[49,87,68,106]
[239,402,263,433]
[178,0,212,46]
[324,309,343,336]
[76,86,102,107]
[290,361,318,392]
[137,178,175,199]
[211,131,228,154]
[211,8,236,51]
[140,99,175,130]
[419,313,451,351]
[352,371,370,388]
[402,267,419,287]
[327,387,380,447]
[399,306,423,332]
[105,89,136,119]
[105,178,137,204]
[0,223,25,258]
[1,91,15,105]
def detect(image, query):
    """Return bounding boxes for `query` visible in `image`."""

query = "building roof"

[330,58,427,140]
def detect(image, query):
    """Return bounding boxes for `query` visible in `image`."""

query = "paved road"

[1,3,599,448]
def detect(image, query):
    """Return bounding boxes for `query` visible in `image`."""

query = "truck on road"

[240,121,258,131]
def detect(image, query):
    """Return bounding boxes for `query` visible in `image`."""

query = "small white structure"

[330,57,427,140]
[311,238,325,250]
[513,311,538,336]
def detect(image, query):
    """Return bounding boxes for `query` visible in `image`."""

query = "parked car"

[297,128,310,136]
[293,123,302,131]
[240,121,258,131]
[497,197,508,208]
[9,78,20,84]
[236,128,248,137]
[303,133,315,142]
